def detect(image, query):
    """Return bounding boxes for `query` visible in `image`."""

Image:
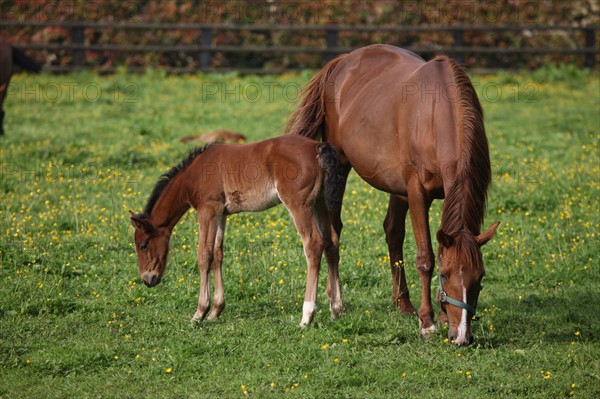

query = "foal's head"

[436,222,499,346]
[130,211,171,287]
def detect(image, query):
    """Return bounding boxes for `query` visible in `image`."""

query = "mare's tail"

[316,143,345,218]
[286,54,346,140]
[12,47,41,73]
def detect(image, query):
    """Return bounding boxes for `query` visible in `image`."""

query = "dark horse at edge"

[0,38,41,135]
[286,44,499,346]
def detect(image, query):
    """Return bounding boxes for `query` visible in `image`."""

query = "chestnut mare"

[130,135,345,326]
[287,44,499,346]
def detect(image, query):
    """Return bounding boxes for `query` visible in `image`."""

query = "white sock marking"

[300,301,316,326]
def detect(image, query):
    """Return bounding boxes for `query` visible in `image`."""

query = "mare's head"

[436,222,500,346]
[130,211,171,287]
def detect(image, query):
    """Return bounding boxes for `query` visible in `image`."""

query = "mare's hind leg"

[323,162,350,318]
[208,215,227,320]
[314,198,343,319]
[383,195,417,315]
[288,205,325,327]
[192,209,220,322]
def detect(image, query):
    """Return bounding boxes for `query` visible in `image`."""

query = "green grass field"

[0,67,598,398]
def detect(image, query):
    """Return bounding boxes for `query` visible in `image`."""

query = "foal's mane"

[142,146,207,216]
[436,56,491,240]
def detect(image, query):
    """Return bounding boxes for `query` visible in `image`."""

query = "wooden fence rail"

[2,21,598,73]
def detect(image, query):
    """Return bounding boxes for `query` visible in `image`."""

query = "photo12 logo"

[6,82,139,104]
[200,81,302,103]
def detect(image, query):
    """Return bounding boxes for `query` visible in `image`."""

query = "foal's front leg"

[191,210,220,322]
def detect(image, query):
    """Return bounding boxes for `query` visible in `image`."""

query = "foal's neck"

[149,176,191,232]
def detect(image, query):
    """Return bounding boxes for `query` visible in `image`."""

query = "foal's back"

[187,135,324,214]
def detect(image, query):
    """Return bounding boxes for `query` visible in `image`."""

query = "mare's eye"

[140,243,149,252]
[440,273,447,281]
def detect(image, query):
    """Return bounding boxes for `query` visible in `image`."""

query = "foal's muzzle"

[142,274,161,287]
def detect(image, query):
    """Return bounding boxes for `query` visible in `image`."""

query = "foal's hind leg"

[383,195,417,315]
[288,205,325,327]
[208,215,227,320]
[315,199,343,319]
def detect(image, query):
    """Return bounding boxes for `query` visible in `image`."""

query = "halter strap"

[438,272,479,316]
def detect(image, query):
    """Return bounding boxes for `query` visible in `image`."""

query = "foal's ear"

[476,221,500,247]
[129,211,154,233]
[436,230,455,248]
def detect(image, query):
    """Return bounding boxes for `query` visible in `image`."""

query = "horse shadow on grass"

[468,287,600,348]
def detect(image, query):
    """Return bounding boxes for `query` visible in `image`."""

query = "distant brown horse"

[179,130,247,144]
[130,135,345,326]
[0,38,41,135]
[287,44,499,346]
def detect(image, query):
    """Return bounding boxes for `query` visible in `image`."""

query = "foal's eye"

[440,273,448,281]
[140,243,149,252]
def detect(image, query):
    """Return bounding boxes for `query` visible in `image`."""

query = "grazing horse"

[130,135,345,326]
[0,38,41,135]
[286,44,499,346]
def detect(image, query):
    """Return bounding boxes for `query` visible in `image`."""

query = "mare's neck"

[149,177,191,231]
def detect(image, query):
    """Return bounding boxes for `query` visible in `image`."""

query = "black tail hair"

[316,143,345,218]
[12,46,41,73]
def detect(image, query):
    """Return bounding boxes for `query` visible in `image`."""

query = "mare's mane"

[436,56,491,241]
[142,146,208,216]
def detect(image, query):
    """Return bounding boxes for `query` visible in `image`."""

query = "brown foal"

[130,135,345,326]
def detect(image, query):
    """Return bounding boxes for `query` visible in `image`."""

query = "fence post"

[199,27,213,69]
[71,25,85,68]
[325,27,338,62]
[584,27,596,68]
[452,27,464,64]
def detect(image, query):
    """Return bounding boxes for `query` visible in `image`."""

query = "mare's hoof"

[420,322,437,340]
[393,298,417,316]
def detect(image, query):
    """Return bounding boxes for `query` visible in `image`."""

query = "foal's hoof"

[300,301,316,327]
[330,302,344,320]
[191,309,209,323]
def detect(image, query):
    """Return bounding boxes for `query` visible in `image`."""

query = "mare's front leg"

[289,205,324,327]
[208,215,227,320]
[407,181,436,338]
[384,194,417,315]
[191,208,220,322]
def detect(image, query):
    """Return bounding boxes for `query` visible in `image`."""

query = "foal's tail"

[12,46,42,73]
[316,143,345,218]
[286,54,346,140]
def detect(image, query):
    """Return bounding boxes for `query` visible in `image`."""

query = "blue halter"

[438,272,480,316]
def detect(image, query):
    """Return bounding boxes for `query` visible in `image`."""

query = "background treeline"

[2,0,598,70]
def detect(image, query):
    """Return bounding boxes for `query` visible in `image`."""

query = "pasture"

[0,67,598,398]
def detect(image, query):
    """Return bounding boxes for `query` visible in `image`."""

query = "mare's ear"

[129,211,154,233]
[436,230,454,248]
[476,221,500,247]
